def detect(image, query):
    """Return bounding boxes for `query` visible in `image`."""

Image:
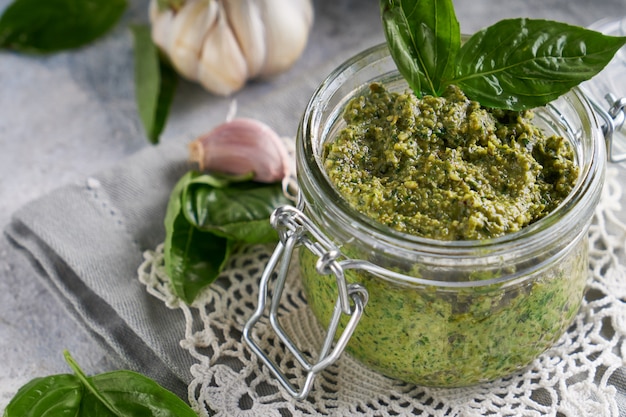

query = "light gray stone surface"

[1,0,625,412]
[0,0,151,407]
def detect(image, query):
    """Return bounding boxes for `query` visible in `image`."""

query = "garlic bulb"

[149,0,314,96]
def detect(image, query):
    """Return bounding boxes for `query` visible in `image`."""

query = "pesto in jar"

[300,238,587,387]
[324,83,579,240]
[298,83,587,387]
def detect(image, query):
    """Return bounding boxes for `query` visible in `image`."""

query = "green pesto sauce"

[299,84,587,387]
[324,83,579,240]
[300,237,587,387]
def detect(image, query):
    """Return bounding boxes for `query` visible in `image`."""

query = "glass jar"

[244,41,619,399]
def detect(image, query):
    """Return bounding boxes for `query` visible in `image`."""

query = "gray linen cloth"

[5,142,193,396]
[4,0,626,405]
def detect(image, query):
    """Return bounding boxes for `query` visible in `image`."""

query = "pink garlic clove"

[189,118,290,183]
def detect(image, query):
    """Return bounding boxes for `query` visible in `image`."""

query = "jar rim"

[297,42,606,261]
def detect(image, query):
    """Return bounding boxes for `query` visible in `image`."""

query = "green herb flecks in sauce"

[300,235,587,387]
[324,83,579,240]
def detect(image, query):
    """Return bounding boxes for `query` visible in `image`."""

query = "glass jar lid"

[581,16,626,162]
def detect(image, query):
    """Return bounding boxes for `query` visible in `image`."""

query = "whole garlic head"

[149,0,314,96]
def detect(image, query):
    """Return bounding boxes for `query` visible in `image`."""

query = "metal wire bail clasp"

[591,93,626,162]
[243,205,368,400]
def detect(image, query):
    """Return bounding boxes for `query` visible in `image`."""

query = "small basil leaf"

[3,374,83,417]
[60,351,197,417]
[455,18,626,110]
[131,25,178,144]
[380,0,460,96]
[5,352,198,417]
[165,209,231,304]
[183,179,290,243]
[151,60,178,143]
[79,372,197,416]
[164,171,290,303]
[0,0,127,53]
[164,171,231,304]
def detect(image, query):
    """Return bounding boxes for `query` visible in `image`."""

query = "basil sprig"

[3,351,197,417]
[380,0,626,110]
[0,0,127,53]
[164,171,291,304]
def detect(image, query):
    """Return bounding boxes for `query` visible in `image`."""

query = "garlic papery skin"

[189,118,291,183]
[163,0,217,80]
[221,0,266,78]
[257,0,314,77]
[149,0,314,96]
[197,2,248,95]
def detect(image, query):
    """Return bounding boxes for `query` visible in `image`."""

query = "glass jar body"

[296,44,606,387]
[299,237,588,386]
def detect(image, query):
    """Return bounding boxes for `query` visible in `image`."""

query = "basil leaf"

[183,178,290,244]
[164,171,290,304]
[164,171,231,304]
[131,25,178,144]
[455,18,626,110]
[4,352,197,417]
[80,373,196,416]
[3,374,83,416]
[63,354,196,417]
[0,0,127,53]
[380,0,459,96]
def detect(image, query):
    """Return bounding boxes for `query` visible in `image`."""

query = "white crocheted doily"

[138,167,626,417]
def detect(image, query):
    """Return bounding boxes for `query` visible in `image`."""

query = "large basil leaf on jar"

[455,18,626,110]
[380,0,460,97]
